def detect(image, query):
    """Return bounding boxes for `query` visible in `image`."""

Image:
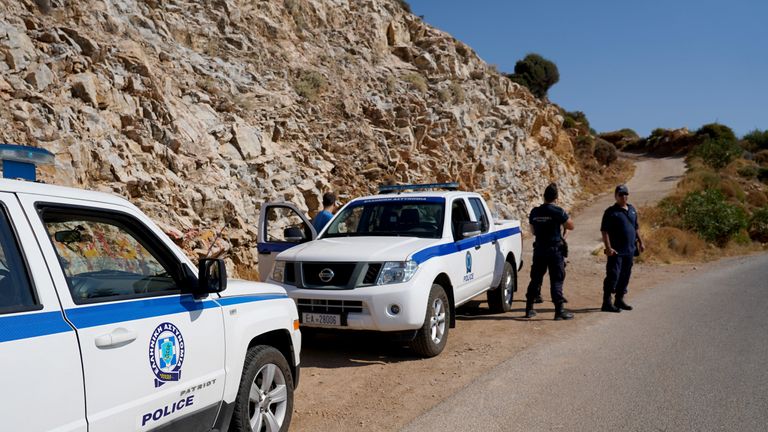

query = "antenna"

[0,144,54,182]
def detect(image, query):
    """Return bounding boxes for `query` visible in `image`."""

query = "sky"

[408,0,767,137]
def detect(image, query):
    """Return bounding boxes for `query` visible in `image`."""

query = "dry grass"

[638,226,709,264]
[294,70,327,102]
[403,72,427,94]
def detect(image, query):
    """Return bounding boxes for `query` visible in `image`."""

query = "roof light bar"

[378,182,459,194]
[0,144,55,182]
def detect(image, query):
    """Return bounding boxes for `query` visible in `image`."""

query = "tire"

[487,261,516,313]
[411,284,450,358]
[231,345,294,432]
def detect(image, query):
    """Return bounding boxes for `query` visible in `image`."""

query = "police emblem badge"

[149,322,185,388]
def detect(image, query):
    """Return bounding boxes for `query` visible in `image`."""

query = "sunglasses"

[618,192,629,197]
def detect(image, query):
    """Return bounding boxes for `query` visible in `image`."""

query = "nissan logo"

[318,268,335,283]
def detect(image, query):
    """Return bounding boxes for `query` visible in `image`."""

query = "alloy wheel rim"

[430,297,446,344]
[504,273,513,305]
[249,363,288,432]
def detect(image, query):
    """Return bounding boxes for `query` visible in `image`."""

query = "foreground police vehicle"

[258,183,522,357]
[0,145,300,432]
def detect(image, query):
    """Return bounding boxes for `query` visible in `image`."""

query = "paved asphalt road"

[404,254,768,432]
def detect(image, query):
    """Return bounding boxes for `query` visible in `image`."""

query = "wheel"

[411,284,450,357]
[487,261,516,313]
[231,345,294,432]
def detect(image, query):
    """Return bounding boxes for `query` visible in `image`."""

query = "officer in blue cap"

[525,183,575,320]
[600,184,645,312]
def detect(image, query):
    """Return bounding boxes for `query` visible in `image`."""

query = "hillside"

[1,0,581,274]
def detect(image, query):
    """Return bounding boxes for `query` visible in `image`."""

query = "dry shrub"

[294,70,327,102]
[755,150,768,166]
[719,178,746,202]
[677,168,720,195]
[403,73,427,93]
[641,227,707,263]
[747,190,768,208]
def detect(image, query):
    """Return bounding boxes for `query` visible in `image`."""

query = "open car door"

[257,202,317,281]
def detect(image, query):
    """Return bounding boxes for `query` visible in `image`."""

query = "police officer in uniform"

[525,183,575,320]
[600,184,645,312]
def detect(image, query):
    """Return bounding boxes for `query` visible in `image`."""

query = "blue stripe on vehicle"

[257,243,298,253]
[0,311,73,343]
[215,293,288,307]
[65,295,218,329]
[411,226,522,265]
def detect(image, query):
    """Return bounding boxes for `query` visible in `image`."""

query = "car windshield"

[322,198,445,239]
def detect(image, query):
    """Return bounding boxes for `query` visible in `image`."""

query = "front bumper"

[274,279,432,332]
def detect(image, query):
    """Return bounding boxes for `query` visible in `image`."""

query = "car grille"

[296,299,365,314]
[302,262,357,288]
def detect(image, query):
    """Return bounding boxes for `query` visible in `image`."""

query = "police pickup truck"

[257,183,522,357]
[0,145,300,432]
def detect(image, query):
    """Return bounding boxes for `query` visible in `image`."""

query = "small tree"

[505,53,559,99]
[691,138,743,170]
[695,123,737,143]
[743,129,768,152]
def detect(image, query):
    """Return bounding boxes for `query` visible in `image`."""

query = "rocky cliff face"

[0,0,580,275]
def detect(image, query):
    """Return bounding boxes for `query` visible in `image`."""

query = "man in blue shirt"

[600,184,645,312]
[312,192,338,233]
[525,183,575,320]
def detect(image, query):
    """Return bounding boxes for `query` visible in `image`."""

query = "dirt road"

[292,155,687,432]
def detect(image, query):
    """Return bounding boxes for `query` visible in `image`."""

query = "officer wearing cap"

[525,183,575,320]
[600,184,645,312]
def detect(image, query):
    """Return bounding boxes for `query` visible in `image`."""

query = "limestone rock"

[0,0,582,277]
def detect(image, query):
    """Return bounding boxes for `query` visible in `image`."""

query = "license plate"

[302,312,342,326]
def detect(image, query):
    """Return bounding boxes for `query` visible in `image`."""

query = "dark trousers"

[603,254,634,295]
[526,249,565,304]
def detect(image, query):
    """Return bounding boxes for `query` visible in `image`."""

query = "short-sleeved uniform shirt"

[312,210,333,233]
[600,204,638,256]
[529,203,569,254]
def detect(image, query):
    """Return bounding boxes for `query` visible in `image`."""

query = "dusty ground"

[292,155,689,432]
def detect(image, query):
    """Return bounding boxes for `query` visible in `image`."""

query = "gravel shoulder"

[292,155,689,432]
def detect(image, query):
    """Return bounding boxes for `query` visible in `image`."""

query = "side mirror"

[197,258,227,297]
[459,221,482,239]
[284,227,306,242]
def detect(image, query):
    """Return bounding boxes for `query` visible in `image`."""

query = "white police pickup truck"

[257,183,522,357]
[0,145,300,432]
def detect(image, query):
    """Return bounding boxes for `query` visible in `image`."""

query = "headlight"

[271,261,286,283]
[377,260,418,285]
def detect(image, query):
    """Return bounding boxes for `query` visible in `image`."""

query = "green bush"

[737,165,759,179]
[395,0,411,13]
[681,189,749,246]
[593,138,618,166]
[755,150,768,166]
[749,207,768,242]
[562,110,590,131]
[691,138,743,169]
[759,167,768,183]
[695,123,737,143]
[506,53,559,98]
[743,129,768,152]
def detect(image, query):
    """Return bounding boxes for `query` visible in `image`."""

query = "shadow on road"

[300,329,421,369]
[456,299,602,322]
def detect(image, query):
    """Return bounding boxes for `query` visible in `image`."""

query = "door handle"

[95,327,137,348]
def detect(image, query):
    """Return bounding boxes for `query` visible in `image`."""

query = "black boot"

[601,292,621,313]
[615,294,633,311]
[534,295,544,304]
[554,302,574,320]
[525,298,537,318]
